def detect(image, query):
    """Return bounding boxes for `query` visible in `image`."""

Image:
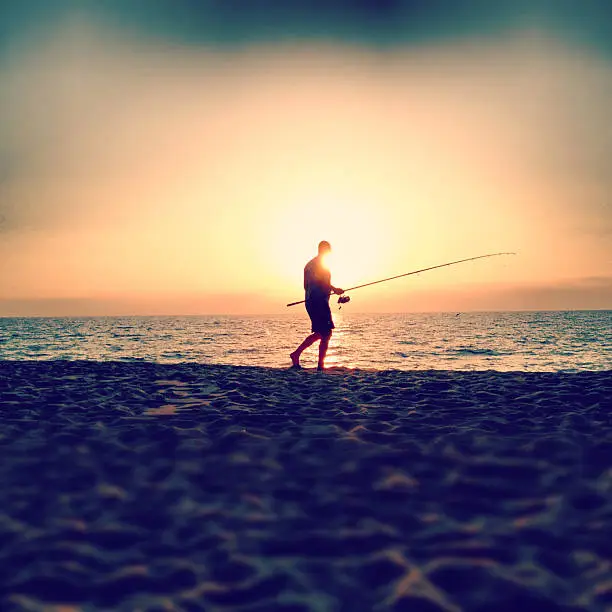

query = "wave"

[451,347,506,356]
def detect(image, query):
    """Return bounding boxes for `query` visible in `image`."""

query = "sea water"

[0,311,610,372]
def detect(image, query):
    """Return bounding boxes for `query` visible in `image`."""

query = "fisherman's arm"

[327,271,343,295]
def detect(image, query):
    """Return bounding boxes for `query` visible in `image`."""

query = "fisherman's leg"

[317,331,332,370]
[291,333,321,366]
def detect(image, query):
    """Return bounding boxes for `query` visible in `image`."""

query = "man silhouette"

[290,241,344,370]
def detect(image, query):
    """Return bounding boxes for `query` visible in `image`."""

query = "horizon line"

[1,308,610,320]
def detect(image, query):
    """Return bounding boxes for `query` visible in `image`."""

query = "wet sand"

[0,360,611,611]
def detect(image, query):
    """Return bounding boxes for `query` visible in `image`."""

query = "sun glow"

[269,192,398,297]
[320,252,331,271]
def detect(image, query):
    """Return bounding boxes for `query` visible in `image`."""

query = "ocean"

[0,311,610,372]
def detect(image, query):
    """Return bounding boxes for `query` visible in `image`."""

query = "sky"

[1,0,611,315]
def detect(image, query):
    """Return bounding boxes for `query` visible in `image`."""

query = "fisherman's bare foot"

[290,352,301,368]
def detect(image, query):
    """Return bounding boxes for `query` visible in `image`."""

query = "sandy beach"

[0,360,610,611]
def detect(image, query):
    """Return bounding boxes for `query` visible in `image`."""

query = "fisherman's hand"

[333,287,345,295]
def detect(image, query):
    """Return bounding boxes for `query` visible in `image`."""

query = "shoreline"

[1,361,611,610]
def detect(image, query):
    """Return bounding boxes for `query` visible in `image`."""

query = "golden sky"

[1,6,611,315]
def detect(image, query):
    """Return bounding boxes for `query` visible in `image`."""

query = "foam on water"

[0,311,610,371]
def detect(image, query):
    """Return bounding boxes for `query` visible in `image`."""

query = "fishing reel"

[337,295,351,309]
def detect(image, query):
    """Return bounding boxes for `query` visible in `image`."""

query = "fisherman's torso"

[304,256,331,302]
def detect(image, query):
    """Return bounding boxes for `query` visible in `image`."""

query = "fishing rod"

[286,252,516,307]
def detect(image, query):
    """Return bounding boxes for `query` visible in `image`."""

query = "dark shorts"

[305,299,334,335]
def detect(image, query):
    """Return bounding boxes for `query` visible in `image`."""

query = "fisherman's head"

[318,240,331,256]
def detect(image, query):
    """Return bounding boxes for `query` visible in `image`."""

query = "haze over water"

[1,311,609,372]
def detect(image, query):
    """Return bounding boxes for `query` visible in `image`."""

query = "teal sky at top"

[2,0,612,56]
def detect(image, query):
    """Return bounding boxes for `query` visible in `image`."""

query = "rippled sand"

[0,361,611,611]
